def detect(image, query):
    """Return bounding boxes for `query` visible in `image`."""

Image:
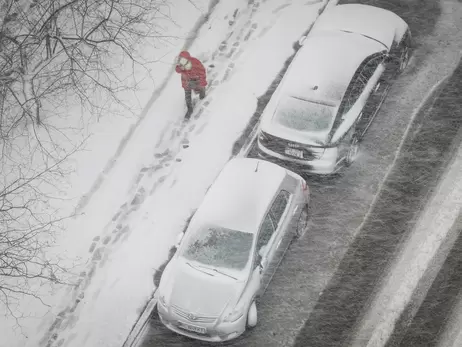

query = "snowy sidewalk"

[19,1,334,347]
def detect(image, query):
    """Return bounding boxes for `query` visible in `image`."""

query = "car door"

[331,74,365,160]
[357,52,388,135]
[255,213,277,296]
[267,190,292,263]
[259,190,292,293]
[331,53,386,157]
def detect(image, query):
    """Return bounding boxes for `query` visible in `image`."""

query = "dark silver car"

[156,157,310,342]
[256,4,412,175]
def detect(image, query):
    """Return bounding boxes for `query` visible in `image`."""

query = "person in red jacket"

[175,51,207,118]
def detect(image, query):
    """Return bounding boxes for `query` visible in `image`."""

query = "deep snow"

[1,1,333,347]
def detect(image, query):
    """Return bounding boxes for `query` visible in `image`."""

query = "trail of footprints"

[41,188,148,347]
[42,1,264,346]
[136,1,262,195]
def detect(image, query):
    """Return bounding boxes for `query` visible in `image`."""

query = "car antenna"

[255,161,260,172]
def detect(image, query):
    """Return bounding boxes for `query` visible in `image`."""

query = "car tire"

[345,134,360,167]
[295,205,309,239]
[246,301,258,328]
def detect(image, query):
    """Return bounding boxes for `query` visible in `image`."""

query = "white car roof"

[312,4,407,49]
[194,158,287,234]
[277,30,384,106]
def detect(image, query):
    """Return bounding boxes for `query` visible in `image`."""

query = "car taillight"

[302,180,308,191]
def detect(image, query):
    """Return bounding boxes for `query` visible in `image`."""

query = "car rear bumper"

[158,304,246,342]
[257,142,341,175]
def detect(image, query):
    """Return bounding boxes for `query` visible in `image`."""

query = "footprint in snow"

[88,242,97,253]
[91,247,104,261]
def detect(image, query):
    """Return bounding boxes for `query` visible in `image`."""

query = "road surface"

[393,213,462,347]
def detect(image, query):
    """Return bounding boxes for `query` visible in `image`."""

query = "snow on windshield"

[274,96,335,132]
[182,226,253,270]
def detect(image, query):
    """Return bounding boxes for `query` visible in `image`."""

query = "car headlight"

[223,301,246,323]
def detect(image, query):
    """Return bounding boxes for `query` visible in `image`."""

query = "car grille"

[258,131,319,160]
[171,304,218,323]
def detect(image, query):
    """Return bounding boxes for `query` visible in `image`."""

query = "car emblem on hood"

[188,313,197,321]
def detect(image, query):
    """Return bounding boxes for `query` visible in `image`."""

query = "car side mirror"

[293,35,307,50]
[175,233,184,248]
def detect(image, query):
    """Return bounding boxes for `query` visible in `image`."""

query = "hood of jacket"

[179,51,191,59]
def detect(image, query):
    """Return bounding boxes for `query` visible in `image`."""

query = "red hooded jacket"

[175,51,207,90]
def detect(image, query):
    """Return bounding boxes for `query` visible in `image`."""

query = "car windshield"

[274,96,335,132]
[182,226,253,271]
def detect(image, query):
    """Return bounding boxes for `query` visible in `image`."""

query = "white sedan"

[257,4,412,175]
[156,157,310,342]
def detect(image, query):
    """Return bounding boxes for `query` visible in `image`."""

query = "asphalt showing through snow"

[390,212,462,347]
[294,49,462,347]
[140,0,462,346]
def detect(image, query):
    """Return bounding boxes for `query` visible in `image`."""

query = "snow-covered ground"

[0,0,210,346]
[1,1,335,347]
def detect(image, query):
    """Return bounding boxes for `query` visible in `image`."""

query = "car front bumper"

[157,303,247,342]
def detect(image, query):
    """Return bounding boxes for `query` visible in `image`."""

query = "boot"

[185,107,193,120]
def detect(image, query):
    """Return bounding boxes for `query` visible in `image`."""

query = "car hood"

[169,262,245,317]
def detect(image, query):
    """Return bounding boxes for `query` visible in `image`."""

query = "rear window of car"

[274,96,335,132]
[182,226,253,271]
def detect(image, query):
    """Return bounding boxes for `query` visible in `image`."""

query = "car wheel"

[296,205,309,239]
[345,134,360,167]
[247,301,258,328]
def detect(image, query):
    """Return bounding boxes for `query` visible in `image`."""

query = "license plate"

[178,322,206,334]
[285,147,303,158]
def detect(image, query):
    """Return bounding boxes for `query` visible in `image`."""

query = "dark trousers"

[184,87,206,111]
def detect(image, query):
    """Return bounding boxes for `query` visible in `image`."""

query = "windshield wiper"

[210,268,237,280]
[186,262,214,277]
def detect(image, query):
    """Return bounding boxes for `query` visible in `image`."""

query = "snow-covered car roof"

[194,158,286,234]
[311,4,408,49]
[279,30,384,106]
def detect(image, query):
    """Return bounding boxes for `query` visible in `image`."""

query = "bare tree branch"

[0,0,177,320]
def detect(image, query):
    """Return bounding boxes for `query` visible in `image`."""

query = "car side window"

[256,214,275,254]
[269,190,290,228]
[358,56,383,85]
[341,74,365,116]
[340,53,384,117]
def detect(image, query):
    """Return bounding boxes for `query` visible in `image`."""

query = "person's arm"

[175,65,184,73]
[197,63,207,86]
